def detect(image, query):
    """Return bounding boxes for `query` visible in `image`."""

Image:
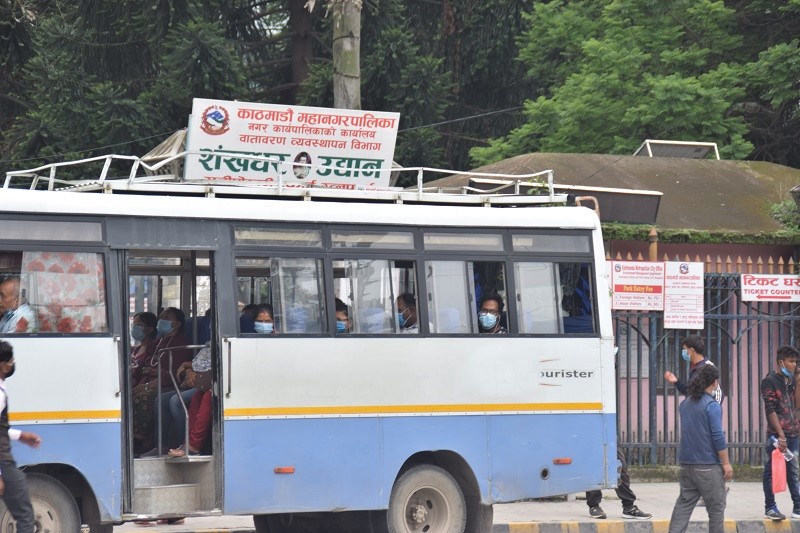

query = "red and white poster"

[611,261,665,310]
[664,262,704,330]
[184,98,400,189]
[740,274,800,302]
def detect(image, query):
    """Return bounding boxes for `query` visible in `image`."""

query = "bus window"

[332,259,417,334]
[0,251,108,334]
[236,257,326,334]
[515,262,596,334]
[426,260,507,334]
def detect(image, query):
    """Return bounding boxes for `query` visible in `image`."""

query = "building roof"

[427,153,800,233]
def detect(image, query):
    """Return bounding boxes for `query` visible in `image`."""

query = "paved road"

[113,481,794,532]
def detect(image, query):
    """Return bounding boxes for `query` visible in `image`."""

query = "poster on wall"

[740,273,800,302]
[664,262,705,330]
[611,261,665,310]
[184,98,400,189]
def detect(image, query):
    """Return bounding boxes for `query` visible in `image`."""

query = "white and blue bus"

[0,158,616,532]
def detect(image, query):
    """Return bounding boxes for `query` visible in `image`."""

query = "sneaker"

[589,505,607,519]
[766,507,786,521]
[622,506,652,520]
[791,509,800,519]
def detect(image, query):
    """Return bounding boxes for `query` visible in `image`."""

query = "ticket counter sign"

[740,274,800,302]
[611,261,665,310]
[185,98,400,189]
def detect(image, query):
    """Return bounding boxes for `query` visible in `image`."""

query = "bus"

[0,157,616,533]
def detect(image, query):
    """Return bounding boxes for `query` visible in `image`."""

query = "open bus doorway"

[124,250,220,520]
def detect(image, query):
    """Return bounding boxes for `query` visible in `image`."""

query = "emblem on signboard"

[679,263,689,274]
[200,105,230,135]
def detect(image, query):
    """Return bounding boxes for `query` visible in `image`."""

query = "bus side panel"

[14,423,121,521]
[488,412,615,503]
[223,417,381,514]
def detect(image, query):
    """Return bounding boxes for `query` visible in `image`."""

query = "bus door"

[103,211,222,520]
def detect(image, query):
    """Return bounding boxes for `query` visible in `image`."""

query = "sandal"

[134,520,155,526]
[167,445,199,458]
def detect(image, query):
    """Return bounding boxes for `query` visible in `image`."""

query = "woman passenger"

[253,304,276,334]
[132,307,192,454]
[130,312,158,388]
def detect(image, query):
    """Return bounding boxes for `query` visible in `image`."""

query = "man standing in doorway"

[761,345,800,521]
[0,340,42,533]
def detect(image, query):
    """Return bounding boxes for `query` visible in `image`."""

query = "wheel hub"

[410,503,428,524]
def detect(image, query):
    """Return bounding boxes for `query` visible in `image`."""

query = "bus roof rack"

[4,151,569,207]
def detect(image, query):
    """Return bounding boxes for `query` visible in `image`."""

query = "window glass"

[512,234,591,253]
[333,259,417,334]
[0,251,108,333]
[1,220,102,242]
[426,260,507,334]
[331,231,414,250]
[236,257,325,334]
[423,233,504,252]
[235,227,322,247]
[129,275,181,316]
[515,261,596,334]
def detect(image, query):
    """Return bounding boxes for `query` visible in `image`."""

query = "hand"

[778,438,788,452]
[19,432,41,448]
[0,476,4,497]
[185,369,196,387]
[664,371,678,384]
[722,463,733,481]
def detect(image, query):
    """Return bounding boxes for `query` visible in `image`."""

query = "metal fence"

[614,272,800,466]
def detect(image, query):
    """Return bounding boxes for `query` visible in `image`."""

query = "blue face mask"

[157,319,174,336]
[254,322,274,334]
[336,320,347,333]
[131,324,147,342]
[681,349,690,362]
[479,312,498,330]
[782,366,793,378]
[396,311,408,328]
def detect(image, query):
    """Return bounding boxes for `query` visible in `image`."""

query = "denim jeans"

[154,389,196,449]
[763,435,800,511]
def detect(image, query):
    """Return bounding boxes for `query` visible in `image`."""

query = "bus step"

[133,483,201,515]
[165,454,213,463]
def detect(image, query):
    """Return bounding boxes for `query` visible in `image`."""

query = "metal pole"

[649,317,658,465]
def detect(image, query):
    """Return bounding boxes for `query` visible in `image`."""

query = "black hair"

[255,304,274,320]
[134,311,158,329]
[397,292,416,308]
[687,364,719,400]
[335,298,349,316]
[480,293,505,314]
[162,307,185,333]
[0,340,12,363]
[681,334,705,356]
[777,345,800,362]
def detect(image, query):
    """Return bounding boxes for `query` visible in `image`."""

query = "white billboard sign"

[185,98,400,189]
[664,262,705,330]
[740,274,800,302]
[611,261,665,310]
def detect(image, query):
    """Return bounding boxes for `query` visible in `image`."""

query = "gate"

[614,272,800,466]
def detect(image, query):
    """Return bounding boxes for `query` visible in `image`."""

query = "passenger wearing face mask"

[396,293,419,334]
[478,294,507,334]
[0,277,36,334]
[664,335,722,404]
[334,298,351,334]
[253,304,276,335]
[132,307,192,455]
[130,312,159,388]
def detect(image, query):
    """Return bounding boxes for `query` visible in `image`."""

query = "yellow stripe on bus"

[10,410,121,421]
[224,402,603,417]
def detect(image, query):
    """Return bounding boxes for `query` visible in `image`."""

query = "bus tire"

[0,473,80,532]
[387,465,466,533]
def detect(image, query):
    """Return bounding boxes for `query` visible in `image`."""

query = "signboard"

[740,274,800,302]
[664,262,704,330]
[611,261,665,310]
[185,98,400,189]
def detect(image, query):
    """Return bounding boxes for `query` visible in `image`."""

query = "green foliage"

[771,200,800,230]
[602,223,800,245]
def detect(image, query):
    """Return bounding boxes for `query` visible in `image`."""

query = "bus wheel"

[0,473,80,532]
[387,465,466,533]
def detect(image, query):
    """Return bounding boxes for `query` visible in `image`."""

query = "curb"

[493,520,800,533]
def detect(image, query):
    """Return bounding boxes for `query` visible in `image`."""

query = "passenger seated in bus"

[240,303,258,333]
[131,312,159,386]
[335,299,351,334]
[0,277,36,333]
[253,304,276,334]
[478,294,507,334]
[167,342,213,458]
[132,307,192,455]
[396,293,419,334]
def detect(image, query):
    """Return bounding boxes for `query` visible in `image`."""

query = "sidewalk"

[114,482,791,532]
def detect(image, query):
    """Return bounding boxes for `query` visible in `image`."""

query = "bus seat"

[358,307,389,333]
[285,305,309,333]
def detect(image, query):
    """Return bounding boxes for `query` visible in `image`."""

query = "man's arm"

[707,401,733,480]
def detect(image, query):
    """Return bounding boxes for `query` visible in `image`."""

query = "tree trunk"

[331,0,361,110]
[289,0,314,103]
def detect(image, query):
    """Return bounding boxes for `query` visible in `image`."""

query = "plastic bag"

[773,448,787,493]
